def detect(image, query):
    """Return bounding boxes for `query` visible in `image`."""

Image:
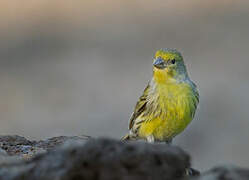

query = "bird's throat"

[153,69,175,84]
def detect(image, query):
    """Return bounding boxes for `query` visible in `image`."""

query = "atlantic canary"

[122,48,199,144]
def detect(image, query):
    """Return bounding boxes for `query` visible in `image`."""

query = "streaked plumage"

[122,48,199,143]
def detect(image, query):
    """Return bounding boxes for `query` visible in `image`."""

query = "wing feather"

[129,84,150,130]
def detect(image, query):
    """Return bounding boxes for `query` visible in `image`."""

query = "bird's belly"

[138,94,193,141]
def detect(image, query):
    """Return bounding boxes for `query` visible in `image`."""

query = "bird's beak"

[153,58,166,69]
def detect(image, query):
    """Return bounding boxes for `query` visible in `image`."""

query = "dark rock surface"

[0,136,190,180]
[35,135,90,150]
[0,135,248,180]
[0,135,89,158]
[193,166,249,180]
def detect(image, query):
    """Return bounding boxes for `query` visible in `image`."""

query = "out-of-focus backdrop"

[0,0,249,171]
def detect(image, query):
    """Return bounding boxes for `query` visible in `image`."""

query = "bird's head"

[152,49,188,83]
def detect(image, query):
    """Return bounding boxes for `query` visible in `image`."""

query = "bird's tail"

[121,133,137,141]
[121,134,131,141]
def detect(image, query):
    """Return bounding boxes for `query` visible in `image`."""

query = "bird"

[122,48,199,144]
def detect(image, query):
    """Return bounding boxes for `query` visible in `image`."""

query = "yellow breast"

[138,81,198,141]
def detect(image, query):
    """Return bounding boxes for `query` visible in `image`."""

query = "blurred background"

[0,0,249,171]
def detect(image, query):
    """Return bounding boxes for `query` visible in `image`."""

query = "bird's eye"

[171,59,176,64]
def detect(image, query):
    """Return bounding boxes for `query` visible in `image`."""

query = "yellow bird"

[122,49,199,144]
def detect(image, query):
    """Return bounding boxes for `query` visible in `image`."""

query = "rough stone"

[1,135,248,180]
[35,135,90,150]
[0,138,190,180]
[193,165,249,180]
[0,135,89,158]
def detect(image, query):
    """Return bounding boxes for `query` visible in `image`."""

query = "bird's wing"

[190,84,199,118]
[187,81,199,118]
[129,84,150,131]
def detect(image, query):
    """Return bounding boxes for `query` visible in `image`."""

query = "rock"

[0,135,33,155]
[0,148,7,156]
[0,135,89,158]
[186,168,201,176]
[0,135,33,146]
[0,135,34,156]
[0,144,22,166]
[192,165,249,180]
[1,135,249,180]
[0,138,190,180]
[35,135,90,150]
